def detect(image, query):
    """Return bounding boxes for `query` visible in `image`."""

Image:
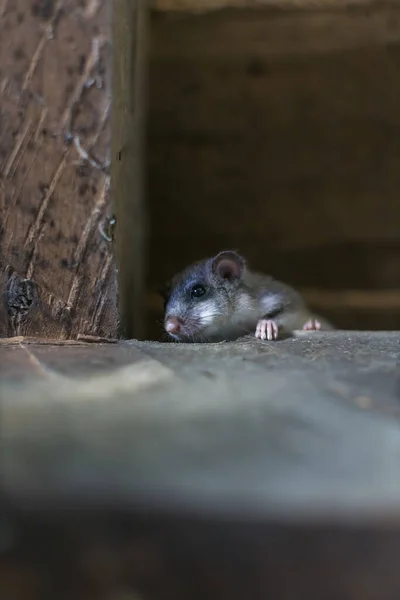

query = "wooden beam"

[151,0,387,12]
[304,289,400,311]
[112,0,148,339]
[1,333,400,598]
[0,0,118,340]
[151,4,400,58]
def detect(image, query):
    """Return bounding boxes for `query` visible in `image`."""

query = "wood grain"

[1,333,400,599]
[0,0,118,339]
[152,0,381,10]
[111,0,148,339]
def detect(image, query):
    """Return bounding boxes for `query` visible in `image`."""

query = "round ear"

[212,251,245,281]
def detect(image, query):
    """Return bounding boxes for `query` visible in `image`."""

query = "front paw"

[303,318,321,331]
[255,319,279,341]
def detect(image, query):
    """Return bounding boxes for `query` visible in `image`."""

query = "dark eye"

[191,284,206,299]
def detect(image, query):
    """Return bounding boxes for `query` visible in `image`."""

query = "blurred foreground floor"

[1,332,400,599]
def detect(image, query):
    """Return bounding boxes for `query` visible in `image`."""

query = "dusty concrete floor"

[1,331,400,519]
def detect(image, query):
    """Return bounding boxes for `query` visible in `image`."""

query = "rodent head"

[161,250,246,342]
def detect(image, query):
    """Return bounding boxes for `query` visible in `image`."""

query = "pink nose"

[165,316,182,335]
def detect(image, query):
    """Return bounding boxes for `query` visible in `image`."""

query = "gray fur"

[162,251,331,342]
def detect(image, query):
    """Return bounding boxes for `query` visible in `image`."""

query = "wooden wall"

[146,1,400,338]
[0,0,118,339]
[2,0,399,341]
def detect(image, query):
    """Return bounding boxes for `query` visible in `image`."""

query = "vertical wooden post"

[112,0,148,340]
[0,0,119,340]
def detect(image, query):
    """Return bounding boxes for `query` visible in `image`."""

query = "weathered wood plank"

[1,333,400,599]
[3,514,400,600]
[0,338,176,387]
[25,341,151,377]
[0,0,118,339]
[1,333,400,511]
[111,0,148,339]
[151,5,400,57]
[152,0,380,10]
[0,344,47,380]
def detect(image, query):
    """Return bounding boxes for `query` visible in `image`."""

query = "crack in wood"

[34,107,49,143]
[25,224,47,282]
[66,175,110,309]
[61,35,106,133]
[89,252,114,332]
[71,96,112,171]
[87,99,111,150]
[2,118,34,179]
[73,134,108,172]
[24,151,70,251]
[72,92,112,173]
[76,333,117,343]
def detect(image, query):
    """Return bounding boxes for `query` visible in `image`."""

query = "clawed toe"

[303,318,321,331]
[255,319,279,341]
